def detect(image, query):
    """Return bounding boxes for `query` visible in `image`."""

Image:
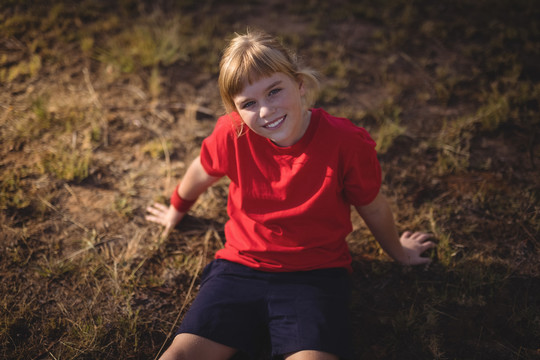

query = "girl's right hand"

[145,203,185,237]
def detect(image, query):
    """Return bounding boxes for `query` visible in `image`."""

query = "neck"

[301,109,312,135]
[270,109,312,147]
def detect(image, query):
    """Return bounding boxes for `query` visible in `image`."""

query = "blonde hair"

[218,30,320,115]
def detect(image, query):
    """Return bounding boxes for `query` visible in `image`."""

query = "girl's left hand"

[399,231,436,265]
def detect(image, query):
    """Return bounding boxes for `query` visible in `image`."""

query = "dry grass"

[1,0,539,359]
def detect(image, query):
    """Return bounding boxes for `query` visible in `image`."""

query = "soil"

[1,1,539,359]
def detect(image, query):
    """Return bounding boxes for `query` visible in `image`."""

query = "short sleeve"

[342,127,382,207]
[199,114,238,178]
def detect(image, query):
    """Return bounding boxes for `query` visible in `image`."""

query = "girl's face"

[233,72,310,147]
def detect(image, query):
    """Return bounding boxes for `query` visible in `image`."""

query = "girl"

[146,30,435,360]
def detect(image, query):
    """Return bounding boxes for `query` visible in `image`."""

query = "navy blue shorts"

[177,259,353,359]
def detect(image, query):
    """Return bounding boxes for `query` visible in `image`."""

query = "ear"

[298,79,306,96]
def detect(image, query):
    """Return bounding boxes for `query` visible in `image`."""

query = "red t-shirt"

[200,108,381,272]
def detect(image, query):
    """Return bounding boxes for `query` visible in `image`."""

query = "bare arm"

[146,156,221,235]
[177,156,221,200]
[355,192,435,265]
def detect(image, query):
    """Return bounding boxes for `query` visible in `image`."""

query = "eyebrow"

[235,80,283,106]
[264,80,282,92]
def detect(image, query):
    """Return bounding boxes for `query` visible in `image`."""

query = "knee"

[158,333,237,360]
[285,350,339,360]
[158,335,185,360]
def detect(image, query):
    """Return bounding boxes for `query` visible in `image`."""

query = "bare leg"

[285,350,339,360]
[159,333,237,360]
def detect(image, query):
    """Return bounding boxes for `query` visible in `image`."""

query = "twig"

[129,225,171,281]
[83,67,109,146]
[38,195,90,234]
[31,339,61,360]
[83,67,102,111]
[63,183,79,202]
[0,104,13,124]
[167,102,215,117]
[37,195,122,262]
[105,102,215,118]
[520,223,538,245]
[63,237,123,262]
[158,133,172,192]
[153,227,212,360]
[137,119,173,193]
[398,51,436,91]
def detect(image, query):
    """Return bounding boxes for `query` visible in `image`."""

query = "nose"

[259,102,274,120]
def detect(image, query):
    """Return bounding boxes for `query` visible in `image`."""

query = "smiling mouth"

[263,115,286,129]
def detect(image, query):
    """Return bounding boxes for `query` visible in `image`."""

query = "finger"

[146,206,160,215]
[411,240,435,252]
[153,202,170,211]
[420,241,436,251]
[411,233,435,245]
[145,214,165,226]
[146,203,169,216]
[402,230,412,238]
[147,203,168,213]
[411,231,432,240]
[146,209,165,220]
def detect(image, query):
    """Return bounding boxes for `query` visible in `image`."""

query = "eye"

[269,88,282,97]
[241,100,255,109]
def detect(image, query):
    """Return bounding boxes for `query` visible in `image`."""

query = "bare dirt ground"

[1,1,539,359]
